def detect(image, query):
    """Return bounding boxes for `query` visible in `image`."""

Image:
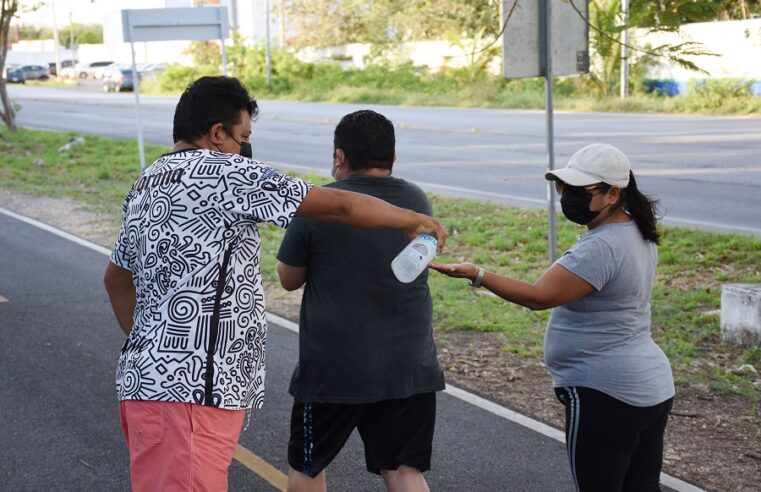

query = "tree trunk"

[0,0,19,132]
[0,82,16,131]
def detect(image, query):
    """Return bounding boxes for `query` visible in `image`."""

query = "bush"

[681,79,758,114]
[157,64,220,93]
[147,41,761,115]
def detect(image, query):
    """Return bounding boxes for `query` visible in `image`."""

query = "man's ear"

[392,152,397,163]
[334,148,347,168]
[209,123,226,146]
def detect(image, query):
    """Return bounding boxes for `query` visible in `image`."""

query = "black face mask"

[238,141,253,159]
[560,186,600,225]
[223,128,253,159]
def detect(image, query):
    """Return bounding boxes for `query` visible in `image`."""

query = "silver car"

[20,65,50,81]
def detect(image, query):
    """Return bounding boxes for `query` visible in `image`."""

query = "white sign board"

[502,0,589,79]
[122,6,229,43]
[121,7,230,172]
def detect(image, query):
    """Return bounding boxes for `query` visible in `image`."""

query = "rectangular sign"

[502,0,589,79]
[122,6,229,43]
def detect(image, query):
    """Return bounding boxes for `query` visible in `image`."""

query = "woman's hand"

[428,261,479,281]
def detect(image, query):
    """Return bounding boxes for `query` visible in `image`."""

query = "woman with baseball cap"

[430,143,674,491]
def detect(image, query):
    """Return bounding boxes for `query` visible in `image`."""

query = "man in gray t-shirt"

[277,110,444,492]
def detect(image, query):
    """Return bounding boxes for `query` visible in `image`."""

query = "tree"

[716,0,761,20]
[579,0,721,96]
[17,22,103,47]
[284,0,501,73]
[1,0,19,131]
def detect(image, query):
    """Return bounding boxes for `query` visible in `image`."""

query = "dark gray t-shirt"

[277,176,445,403]
[544,221,675,407]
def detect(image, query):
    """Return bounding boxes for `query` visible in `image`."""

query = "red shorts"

[120,400,245,492]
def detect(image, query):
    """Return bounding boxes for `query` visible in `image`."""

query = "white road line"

[268,161,548,205]
[0,207,706,492]
[267,310,703,492]
[0,294,8,303]
[266,162,761,236]
[0,207,112,256]
[660,215,761,236]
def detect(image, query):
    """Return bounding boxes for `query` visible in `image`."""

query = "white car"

[75,61,115,79]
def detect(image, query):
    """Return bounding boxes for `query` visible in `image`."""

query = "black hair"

[333,110,395,171]
[621,171,660,244]
[172,76,259,143]
[567,173,660,244]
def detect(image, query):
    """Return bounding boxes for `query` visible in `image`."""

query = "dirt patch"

[0,190,118,248]
[3,189,759,492]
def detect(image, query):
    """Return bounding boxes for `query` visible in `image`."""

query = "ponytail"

[622,171,660,245]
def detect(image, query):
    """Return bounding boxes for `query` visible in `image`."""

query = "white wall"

[7,40,75,66]
[638,18,761,80]
[297,40,502,74]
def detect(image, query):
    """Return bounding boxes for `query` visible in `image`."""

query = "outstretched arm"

[428,262,595,310]
[104,261,136,335]
[296,186,447,252]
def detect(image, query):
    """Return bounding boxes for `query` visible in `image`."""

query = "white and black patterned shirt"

[110,149,311,410]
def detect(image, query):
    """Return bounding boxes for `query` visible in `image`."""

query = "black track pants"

[555,386,674,492]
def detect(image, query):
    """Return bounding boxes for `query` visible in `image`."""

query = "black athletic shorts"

[288,392,436,477]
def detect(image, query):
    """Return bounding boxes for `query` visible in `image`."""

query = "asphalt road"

[7,84,761,237]
[0,210,585,491]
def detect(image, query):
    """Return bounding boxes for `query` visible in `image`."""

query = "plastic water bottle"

[391,234,438,283]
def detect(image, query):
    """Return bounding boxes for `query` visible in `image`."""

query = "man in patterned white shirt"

[103,76,446,492]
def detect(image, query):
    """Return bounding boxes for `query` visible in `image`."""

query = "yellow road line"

[234,444,288,491]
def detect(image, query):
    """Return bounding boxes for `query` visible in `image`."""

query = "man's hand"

[409,213,447,254]
[104,261,136,336]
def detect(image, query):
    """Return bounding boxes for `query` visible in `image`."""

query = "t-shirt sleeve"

[222,160,312,228]
[110,194,132,270]
[555,236,617,291]
[419,190,433,217]
[276,217,310,267]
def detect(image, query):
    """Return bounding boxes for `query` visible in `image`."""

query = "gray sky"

[15,0,107,27]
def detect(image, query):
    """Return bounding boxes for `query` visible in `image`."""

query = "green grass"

[1,126,759,398]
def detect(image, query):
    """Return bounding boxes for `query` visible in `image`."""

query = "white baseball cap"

[545,143,631,187]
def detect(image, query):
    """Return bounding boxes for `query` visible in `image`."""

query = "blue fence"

[644,79,761,97]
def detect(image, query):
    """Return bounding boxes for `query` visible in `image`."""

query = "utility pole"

[230,0,239,30]
[265,0,271,87]
[620,0,629,98]
[277,0,284,47]
[51,0,61,77]
[69,7,75,62]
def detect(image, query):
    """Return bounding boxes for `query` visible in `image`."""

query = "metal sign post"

[502,0,589,263]
[127,22,147,172]
[122,7,230,172]
[542,0,557,262]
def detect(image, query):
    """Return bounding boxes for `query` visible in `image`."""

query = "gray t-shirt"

[544,221,675,407]
[277,176,445,403]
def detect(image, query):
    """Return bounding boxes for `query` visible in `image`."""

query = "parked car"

[102,65,136,92]
[48,59,77,77]
[75,61,114,79]
[138,62,169,80]
[19,64,50,80]
[3,66,25,83]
